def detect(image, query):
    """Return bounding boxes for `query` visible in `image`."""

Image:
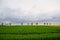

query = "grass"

[0,25,60,40]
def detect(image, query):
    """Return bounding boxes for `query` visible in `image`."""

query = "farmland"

[0,25,60,40]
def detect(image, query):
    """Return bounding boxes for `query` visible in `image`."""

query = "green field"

[0,25,60,40]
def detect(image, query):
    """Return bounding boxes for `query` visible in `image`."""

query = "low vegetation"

[0,25,60,40]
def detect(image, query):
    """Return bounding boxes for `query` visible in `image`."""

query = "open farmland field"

[0,25,60,40]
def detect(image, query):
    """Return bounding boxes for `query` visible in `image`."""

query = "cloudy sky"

[0,0,60,23]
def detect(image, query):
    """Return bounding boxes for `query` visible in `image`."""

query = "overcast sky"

[0,0,60,23]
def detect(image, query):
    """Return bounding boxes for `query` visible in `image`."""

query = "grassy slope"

[0,25,60,40]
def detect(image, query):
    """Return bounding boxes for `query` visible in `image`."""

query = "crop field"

[0,25,60,40]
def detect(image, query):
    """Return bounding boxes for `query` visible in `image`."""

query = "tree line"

[0,22,51,26]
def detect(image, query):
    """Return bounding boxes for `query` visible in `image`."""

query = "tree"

[1,23,3,26]
[27,23,29,25]
[21,22,23,25]
[36,23,38,25]
[47,23,48,25]
[44,22,45,25]
[9,23,11,26]
[31,23,33,25]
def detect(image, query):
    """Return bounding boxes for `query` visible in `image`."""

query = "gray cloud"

[0,0,60,23]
